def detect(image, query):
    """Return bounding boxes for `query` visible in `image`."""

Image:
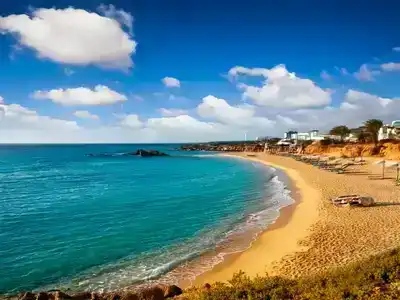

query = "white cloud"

[0,96,3,104]
[354,64,379,81]
[98,4,133,34]
[197,95,274,128]
[231,65,331,108]
[33,85,127,106]
[162,77,180,88]
[118,114,143,128]
[159,108,188,117]
[320,70,332,80]
[0,104,79,138]
[276,115,299,127]
[74,110,99,120]
[147,115,212,131]
[393,47,400,52]
[0,7,136,70]
[64,68,75,76]
[381,62,400,72]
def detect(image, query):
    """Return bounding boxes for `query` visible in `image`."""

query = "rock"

[134,150,169,157]
[54,292,71,300]
[180,142,265,153]
[160,285,182,298]
[70,293,91,300]
[119,293,138,300]
[203,283,211,291]
[19,292,36,300]
[135,287,164,300]
[89,293,100,300]
[36,293,53,300]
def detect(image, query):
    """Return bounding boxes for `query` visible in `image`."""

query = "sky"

[0,0,399,143]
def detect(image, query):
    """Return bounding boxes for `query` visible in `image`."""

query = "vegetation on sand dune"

[182,247,400,299]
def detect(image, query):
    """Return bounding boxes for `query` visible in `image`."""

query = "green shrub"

[182,248,400,299]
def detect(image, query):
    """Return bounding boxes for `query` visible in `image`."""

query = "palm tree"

[364,119,383,145]
[329,125,351,142]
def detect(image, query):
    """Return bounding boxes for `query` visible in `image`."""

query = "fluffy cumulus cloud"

[0,103,84,143]
[197,95,274,128]
[0,96,4,104]
[276,89,399,134]
[98,4,133,34]
[354,64,380,81]
[33,85,127,106]
[381,62,400,72]
[73,110,99,120]
[230,65,331,108]
[162,77,180,88]
[158,108,188,117]
[118,114,143,129]
[0,7,136,70]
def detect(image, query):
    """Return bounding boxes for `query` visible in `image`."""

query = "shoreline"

[189,153,321,286]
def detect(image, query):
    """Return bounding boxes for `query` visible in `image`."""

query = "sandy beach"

[192,152,400,286]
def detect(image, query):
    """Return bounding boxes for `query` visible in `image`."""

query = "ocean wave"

[47,163,295,292]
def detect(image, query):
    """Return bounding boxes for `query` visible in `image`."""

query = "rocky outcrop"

[180,143,265,152]
[87,150,169,158]
[133,150,169,157]
[9,286,182,300]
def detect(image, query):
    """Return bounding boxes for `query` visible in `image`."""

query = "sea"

[0,144,294,294]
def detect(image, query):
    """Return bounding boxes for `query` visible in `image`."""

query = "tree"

[329,125,351,142]
[357,131,368,143]
[364,119,383,145]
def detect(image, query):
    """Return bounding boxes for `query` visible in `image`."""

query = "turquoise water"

[0,145,293,294]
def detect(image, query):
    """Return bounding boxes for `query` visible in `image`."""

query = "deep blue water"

[0,144,292,293]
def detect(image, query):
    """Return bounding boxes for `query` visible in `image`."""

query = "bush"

[182,248,400,300]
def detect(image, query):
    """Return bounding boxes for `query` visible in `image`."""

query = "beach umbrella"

[386,161,400,182]
[375,160,386,179]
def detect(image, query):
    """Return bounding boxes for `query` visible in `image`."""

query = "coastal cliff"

[305,141,400,160]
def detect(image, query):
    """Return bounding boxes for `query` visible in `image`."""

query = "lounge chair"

[325,163,352,174]
[331,195,375,207]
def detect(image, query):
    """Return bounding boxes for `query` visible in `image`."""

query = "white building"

[283,130,325,141]
[378,120,400,141]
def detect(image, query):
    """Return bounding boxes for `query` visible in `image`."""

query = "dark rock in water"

[87,150,168,158]
[161,285,182,298]
[134,149,169,157]
[19,292,36,300]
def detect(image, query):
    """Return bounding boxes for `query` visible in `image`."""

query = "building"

[283,131,298,140]
[283,130,325,141]
[344,126,368,142]
[378,121,400,141]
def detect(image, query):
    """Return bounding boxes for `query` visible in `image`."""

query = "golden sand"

[192,152,400,286]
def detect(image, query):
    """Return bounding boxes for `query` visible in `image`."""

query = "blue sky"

[0,0,399,143]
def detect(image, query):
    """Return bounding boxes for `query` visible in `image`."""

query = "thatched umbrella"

[386,161,400,182]
[375,160,386,179]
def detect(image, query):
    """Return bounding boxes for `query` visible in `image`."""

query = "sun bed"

[331,195,375,207]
